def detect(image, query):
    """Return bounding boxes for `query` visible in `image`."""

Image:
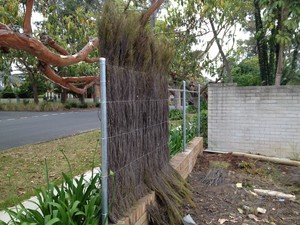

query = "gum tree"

[0,0,165,99]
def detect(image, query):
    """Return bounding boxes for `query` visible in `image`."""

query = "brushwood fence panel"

[208,84,300,159]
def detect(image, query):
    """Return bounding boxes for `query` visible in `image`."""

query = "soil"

[182,153,300,225]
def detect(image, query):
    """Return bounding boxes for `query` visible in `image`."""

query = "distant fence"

[169,82,201,153]
[208,83,300,159]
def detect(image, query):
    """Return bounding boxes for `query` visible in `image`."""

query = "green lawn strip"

[0,130,100,211]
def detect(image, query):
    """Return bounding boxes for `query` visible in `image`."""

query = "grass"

[0,102,98,111]
[0,130,100,211]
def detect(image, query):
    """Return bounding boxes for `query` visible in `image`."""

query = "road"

[0,110,101,151]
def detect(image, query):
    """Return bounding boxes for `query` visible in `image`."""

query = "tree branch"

[24,0,34,34]
[38,62,86,94]
[40,33,99,63]
[0,22,10,30]
[0,30,99,66]
[141,0,164,26]
[62,76,97,83]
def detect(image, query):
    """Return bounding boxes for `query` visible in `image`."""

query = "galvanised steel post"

[198,83,201,136]
[100,58,108,225]
[183,80,186,152]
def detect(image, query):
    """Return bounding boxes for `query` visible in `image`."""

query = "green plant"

[78,102,88,109]
[199,110,208,146]
[186,105,197,113]
[1,161,102,225]
[64,103,72,109]
[22,99,30,105]
[70,102,78,108]
[169,126,183,156]
[1,86,16,98]
[169,119,198,157]
[169,109,183,121]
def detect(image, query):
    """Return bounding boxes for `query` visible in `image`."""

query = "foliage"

[161,0,250,82]
[0,170,102,225]
[0,102,65,111]
[17,76,48,98]
[1,86,16,98]
[232,57,261,86]
[252,0,300,85]
[200,97,208,110]
[186,105,197,113]
[199,110,208,146]
[169,118,198,157]
[169,109,183,120]
[1,0,99,101]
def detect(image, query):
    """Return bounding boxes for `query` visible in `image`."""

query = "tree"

[161,0,251,83]
[253,0,300,85]
[232,56,261,86]
[0,0,98,96]
[0,0,165,98]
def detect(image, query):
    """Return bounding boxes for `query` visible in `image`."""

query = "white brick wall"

[208,84,300,159]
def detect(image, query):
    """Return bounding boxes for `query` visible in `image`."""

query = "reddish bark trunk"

[24,0,34,34]
[0,31,99,67]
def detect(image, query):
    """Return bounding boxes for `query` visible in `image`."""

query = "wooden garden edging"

[113,137,204,225]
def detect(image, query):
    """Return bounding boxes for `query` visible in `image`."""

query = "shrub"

[78,102,88,109]
[64,103,72,109]
[186,105,197,113]
[169,119,197,157]
[70,102,78,108]
[0,171,102,225]
[169,109,183,120]
[22,99,30,105]
[1,86,16,98]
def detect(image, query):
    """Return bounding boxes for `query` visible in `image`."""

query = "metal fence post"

[198,83,201,137]
[183,80,186,152]
[100,58,108,225]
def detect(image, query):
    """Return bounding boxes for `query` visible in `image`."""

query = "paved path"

[0,110,101,151]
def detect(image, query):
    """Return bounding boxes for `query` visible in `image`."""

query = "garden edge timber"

[112,136,204,225]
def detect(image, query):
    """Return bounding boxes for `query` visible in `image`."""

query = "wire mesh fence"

[168,81,203,156]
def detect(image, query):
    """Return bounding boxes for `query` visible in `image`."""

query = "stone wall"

[208,84,300,159]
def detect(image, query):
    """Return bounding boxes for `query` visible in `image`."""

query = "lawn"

[0,130,100,210]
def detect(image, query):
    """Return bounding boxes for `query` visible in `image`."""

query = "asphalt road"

[0,110,101,151]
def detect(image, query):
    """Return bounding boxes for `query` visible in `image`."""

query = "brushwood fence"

[100,59,170,222]
[99,59,203,223]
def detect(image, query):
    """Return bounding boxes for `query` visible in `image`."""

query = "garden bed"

[182,153,300,224]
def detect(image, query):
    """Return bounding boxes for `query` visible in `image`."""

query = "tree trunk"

[79,94,85,104]
[174,90,181,110]
[254,0,270,85]
[61,89,67,103]
[275,45,284,86]
[208,17,232,83]
[275,6,288,86]
[150,0,157,28]
[32,81,39,104]
[268,27,276,85]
